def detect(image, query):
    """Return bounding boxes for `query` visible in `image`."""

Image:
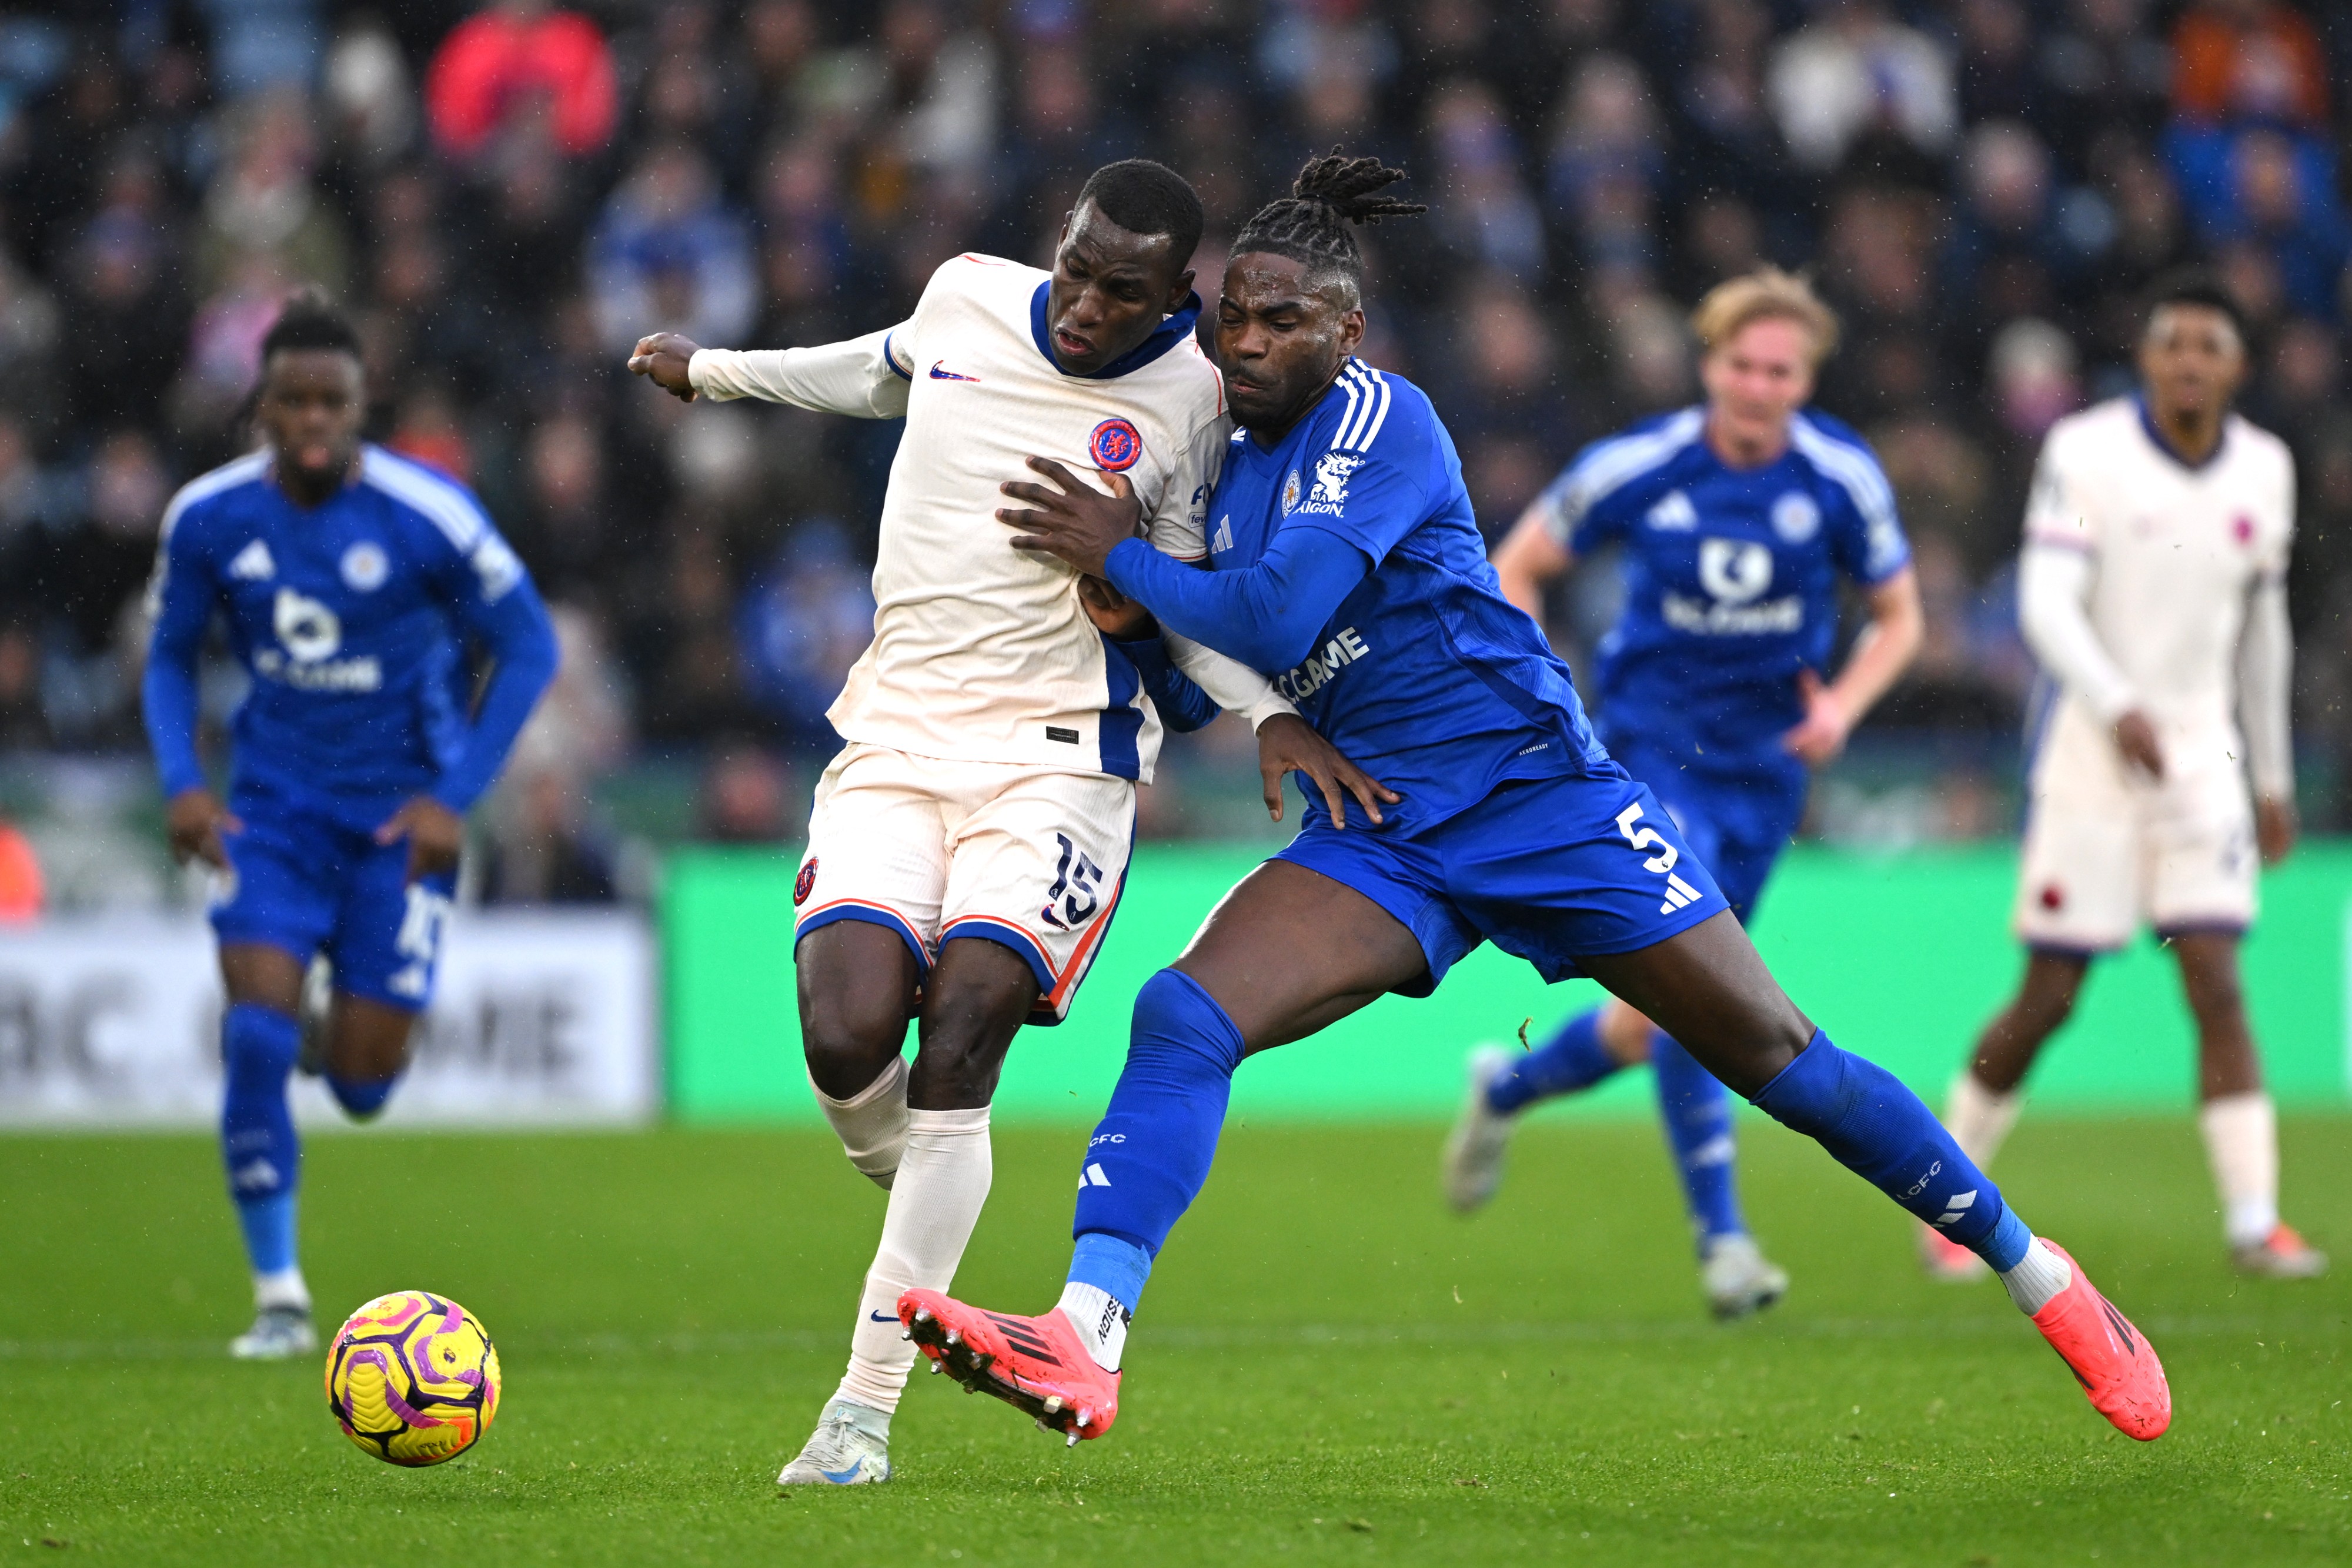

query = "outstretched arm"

[1102,528,1371,675]
[629,326,913,419]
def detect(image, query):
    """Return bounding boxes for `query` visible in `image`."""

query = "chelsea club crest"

[1088,417,1142,472]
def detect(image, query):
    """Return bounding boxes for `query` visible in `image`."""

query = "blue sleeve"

[1115,631,1218,733]
[140,514,215,799]
[422,524,559,814]
[1105,527,1372,674]
[1819,450,1912,588]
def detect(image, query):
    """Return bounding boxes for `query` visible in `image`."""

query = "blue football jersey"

[145,444,554,810]
[1538,406,1910,766]
[1205,358,1612,827]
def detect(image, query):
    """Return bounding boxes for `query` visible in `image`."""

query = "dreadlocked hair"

[1232,150,1427,305]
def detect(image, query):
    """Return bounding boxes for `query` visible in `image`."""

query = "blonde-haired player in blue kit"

[1441,269,1923,1320]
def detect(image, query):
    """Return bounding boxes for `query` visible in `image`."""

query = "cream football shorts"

[791,742,1136,1024]
[2013,706,2257,953]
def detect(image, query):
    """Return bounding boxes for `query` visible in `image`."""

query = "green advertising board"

[663,843,2352,1122]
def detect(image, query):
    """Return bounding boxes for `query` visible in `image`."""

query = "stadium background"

[1,0,2350,1122]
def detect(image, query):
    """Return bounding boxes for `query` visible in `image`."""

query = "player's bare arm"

[164,787,242,870]
[1489,506,1573,621]
[1785,566,1923,766]
[628,332,701,401]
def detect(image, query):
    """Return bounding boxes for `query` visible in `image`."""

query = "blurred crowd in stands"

[1,0,2350,910]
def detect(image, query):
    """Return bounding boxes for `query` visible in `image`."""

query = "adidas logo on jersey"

[1645,490,1698,531]
[1210,514,1232,554]
[228,539,276,580]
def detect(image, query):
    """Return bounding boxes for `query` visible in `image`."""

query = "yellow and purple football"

[324,1291,502,1466]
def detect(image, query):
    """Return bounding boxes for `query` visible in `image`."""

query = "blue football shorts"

[208,777,456,1012]
[1605,739,1808,924]
[1274,765,1731,996]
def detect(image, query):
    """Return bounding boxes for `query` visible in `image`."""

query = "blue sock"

[1486,1006,1623,1114]
[220,1003,303,1275]
[1651,1032,1746,1248]
[1751,1029,2031,1271]
[1068,968,1246,1309]
[325,1071,399,1121]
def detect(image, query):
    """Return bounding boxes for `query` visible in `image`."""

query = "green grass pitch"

[2,1114,2347,1565]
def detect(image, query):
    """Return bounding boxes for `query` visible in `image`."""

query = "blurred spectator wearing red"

[425,0,617,162]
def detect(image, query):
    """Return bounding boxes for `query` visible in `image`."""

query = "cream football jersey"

[2024,397,2294,745]
[690,253,1270,782]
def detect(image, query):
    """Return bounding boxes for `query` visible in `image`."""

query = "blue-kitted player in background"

[1442,269,1923,1319]
[142,292,558,1359]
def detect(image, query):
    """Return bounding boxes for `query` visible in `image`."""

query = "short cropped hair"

[1690,268,1840,367]
[1074,159,1206,270]
[2143,266,2247,345]
[259,287,363,365]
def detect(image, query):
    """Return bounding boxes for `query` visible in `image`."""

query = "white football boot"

[776,1399,892,1486]
[1700,1233,1789,1320]
[230,1305,318,1360]
[1441,1045,1519,1212]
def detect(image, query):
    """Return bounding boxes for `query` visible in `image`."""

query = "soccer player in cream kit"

[629,161,1383,1486]
[1926,273,2320,1281]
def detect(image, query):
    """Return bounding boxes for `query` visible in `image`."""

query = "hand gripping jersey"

[690,254,1282,782]
[1537,406,1911,773]
[143,444,556,811]
[1202,359,1613,827]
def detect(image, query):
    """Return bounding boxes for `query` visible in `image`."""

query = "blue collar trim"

[2134,394,2227,472]
[1029,281,1202,379]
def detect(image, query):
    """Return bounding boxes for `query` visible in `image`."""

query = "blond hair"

[1689,268,1840,367]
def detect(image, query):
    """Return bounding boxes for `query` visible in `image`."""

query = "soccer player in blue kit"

[143,293,558,1358]
[898,156,2170,1445]
[1440,269,1924,1321]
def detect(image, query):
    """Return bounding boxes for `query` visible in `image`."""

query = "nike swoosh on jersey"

[928,361,980,381]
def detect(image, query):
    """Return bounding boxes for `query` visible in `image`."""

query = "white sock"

[254,1266,310,1314]
[832,1105,991,1414]
[812,1055,910,1190]
[1057,1281,1130,1372]
[1997,1237,2071,1315]
[2199,1090,2279,1248]
[1944,1071,2023,1171]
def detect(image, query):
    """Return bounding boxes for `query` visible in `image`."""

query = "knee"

[800,984,908,1089]
[1132,968,1245,1074]
[222,1002,300,1078]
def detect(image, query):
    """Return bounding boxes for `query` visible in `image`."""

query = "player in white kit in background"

[1926,273,2321,1282]
[628,161,1387,1485]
